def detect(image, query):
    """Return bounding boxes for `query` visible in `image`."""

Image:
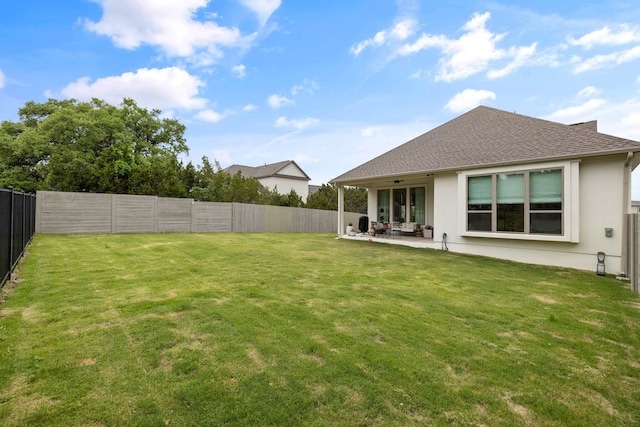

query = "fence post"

[9,189,14,283]
[627,213,638,294]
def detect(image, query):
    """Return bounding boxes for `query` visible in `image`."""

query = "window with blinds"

[467,168,563,235]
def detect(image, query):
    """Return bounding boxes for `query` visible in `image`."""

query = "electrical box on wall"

[605,228,613,237]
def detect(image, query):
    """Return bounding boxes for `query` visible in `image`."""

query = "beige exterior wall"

[279,163,308,178]
[430,155,628,274]
[259,176,309,200]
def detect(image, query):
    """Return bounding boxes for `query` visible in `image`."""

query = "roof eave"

[331,149,640,186]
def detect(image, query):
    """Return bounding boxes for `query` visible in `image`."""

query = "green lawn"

[1,233,639,426]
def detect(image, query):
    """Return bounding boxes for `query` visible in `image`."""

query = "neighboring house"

[224,160,311,200]
[331,106,640,275]
[308,184,322,196]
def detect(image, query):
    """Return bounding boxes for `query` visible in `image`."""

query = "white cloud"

[398,12,533,82]
[210,149,232,165]
[569,24,640,49]
[361,127,380,137]
[487,43,537,79]
[84,0,246,61]
[268,94,294,108]
[275,116,319,130]
[351,19,417,56]
[238,0,281,26]
[59,67,207,111]
[577,86,601,98]
[545,98,607,122]
[573,45,640,73]
[232,64,247,79]
[0,69,4,89]
[243,104,257,112]
[444,89,496,113]
[291,79,319,96]
[195,109,224,123]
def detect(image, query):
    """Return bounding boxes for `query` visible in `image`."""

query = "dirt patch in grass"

[158,358,172,372]
[21,306,43,323]
[569,293,597,298]
[80,358,98,366]
[502,393,533,426]
[301,350,325,366]
[579,318,604,328]
[247,347,265,370]
[309,382,328,397]
[1,374,56,423]
[139,242,176,249]
[581,390,618,416]
[341,385,363,406]
[533,295,558,304]
[0,274,22,306]
[0,307,15,319]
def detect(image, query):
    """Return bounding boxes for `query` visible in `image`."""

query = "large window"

[467,168,563,235]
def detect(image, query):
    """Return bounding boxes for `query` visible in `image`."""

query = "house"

[331,106,640,275]
[224,160,311,200]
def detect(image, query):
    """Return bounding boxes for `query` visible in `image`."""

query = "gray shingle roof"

[331,106,640,184]
[224,160,310,180]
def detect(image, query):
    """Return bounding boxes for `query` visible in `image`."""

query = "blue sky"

[2,0,640,195]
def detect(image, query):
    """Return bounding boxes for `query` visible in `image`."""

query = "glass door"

[377,189,390,222]
[393,188,406,223]
[410,187,425,224]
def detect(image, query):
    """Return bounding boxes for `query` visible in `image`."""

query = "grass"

[0,233,639,426]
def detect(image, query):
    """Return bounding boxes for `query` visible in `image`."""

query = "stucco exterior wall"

[259,176,309,200]
[431,155,627,274]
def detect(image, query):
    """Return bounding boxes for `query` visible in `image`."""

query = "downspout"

[621,151,633,277]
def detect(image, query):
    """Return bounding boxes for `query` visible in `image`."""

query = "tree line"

[0,98,366,212]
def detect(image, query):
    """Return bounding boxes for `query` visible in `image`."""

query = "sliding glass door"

[393,188,406,222]
[377,189,390,222]
[410,187,425,224]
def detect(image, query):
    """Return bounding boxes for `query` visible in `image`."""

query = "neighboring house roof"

[331,106,640,184]
[224,160,310,181]
[308,184,322,195]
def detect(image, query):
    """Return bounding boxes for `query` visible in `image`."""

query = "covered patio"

[340,229,437,249]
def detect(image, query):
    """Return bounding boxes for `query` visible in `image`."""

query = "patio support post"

[337,185,344,237]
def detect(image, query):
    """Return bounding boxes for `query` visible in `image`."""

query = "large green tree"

[190,156,262,203]
[0,98,188,196]
[306,183,367,213]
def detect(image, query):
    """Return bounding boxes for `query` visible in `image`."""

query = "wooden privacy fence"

[36,191,362,235]
[1,189,36,289]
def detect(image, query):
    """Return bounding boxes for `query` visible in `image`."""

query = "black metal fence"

[1,188,36,289]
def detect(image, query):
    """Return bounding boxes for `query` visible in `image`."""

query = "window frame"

[458,161,579,243]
